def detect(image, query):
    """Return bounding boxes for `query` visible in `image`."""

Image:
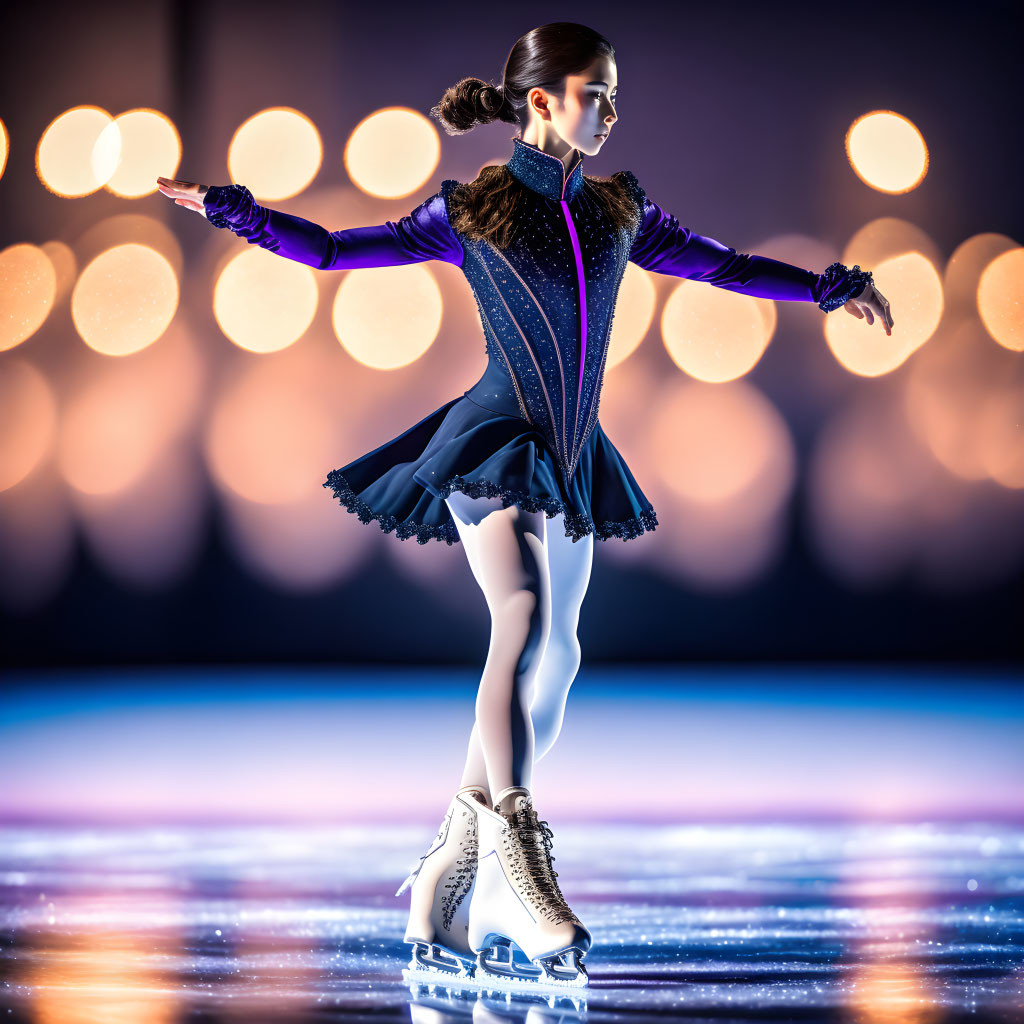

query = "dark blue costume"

[203,137,872,545]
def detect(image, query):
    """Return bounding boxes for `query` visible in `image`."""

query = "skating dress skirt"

[203,137,872,546]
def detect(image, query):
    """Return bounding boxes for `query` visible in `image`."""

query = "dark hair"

[430,23,638,249]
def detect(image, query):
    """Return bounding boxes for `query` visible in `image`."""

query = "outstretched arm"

[155,177,464,270]
[621,171,893,334]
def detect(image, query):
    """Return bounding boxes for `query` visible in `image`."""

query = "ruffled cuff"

[203,183,257,231]
[815,261,874,312]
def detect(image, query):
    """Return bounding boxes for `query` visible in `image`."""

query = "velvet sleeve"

[201,181,464,270]
[617,170,872,312]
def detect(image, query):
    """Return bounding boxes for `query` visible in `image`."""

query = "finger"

[875,292,894,332]
[863,306,874,325]
[847,304,865,319]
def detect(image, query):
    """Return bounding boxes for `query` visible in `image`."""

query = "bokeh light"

[225,107,322,200]
[72,244,178,356]
[37,106,121,197]
[977,247,1024,352]
[104,108,181,199]
[58,330,204,496]
[846,110,929,194]
[944,233,1019,316]
[39,241,78,304]
[661,280,776,383]
[0,116,8,179]
[643,378,797,587]
[606,262,658,369]
[0,358,58,492]
[204,350,338,505]
[0,244,58,351]
[344,108,440,199]
[212,246,319,354]
[904,317,1024,483]
[331,263,443,370]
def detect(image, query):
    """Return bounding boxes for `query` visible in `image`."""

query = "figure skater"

[157,20,893,992]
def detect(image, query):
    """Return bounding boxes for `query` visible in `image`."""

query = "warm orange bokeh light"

[344,108,441,200]
[105,109,182,199]
[650,379,794,507]
[57,333,203,496]
[606,263,658,369]
[904,318,1024,484]
[661,281,776,383]
[846,110,929,194]
[331,263,444,370]
[0,358,58,492]
[0,116,9,180]
[977,247,1024,352]
[212,247,319,353]
[0,243,58,351]
[37,105,120,196]
[204,353,338,505]
[225,107,323,201]
[72,243,178,356]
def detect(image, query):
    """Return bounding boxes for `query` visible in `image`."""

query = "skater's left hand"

[156,176,210,218]
[844,280,894,336]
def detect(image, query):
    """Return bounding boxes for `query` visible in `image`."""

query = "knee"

[490,586,546,678]
[493,586,544,641]
[545,616,582,668]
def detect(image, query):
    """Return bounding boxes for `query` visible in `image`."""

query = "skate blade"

[407,940,475,978]
[403,965,587,1013]
[474,944,590,994]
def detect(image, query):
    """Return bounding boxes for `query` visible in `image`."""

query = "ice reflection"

[0,822,1021,1022]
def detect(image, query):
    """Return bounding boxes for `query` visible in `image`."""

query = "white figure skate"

[463,786,591,989]
[397,784,488,980]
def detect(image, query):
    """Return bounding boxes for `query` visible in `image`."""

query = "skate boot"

[397,784,489,979]
[464,786,591,989]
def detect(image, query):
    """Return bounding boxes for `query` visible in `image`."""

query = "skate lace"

[504,807,577,925]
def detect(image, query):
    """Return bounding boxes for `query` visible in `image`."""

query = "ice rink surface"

[1,818,1022,1022]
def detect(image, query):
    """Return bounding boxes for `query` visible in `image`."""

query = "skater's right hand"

[156,176,210,218]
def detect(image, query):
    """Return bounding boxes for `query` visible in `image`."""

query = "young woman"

[157,21,893,991]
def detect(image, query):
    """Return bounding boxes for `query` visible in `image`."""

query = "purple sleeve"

[620,171,871,312]
[202,183,464,270]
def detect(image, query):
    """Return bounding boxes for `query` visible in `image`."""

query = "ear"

[528,86,551,121]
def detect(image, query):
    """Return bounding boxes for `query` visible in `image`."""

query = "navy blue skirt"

[322,364,658,546]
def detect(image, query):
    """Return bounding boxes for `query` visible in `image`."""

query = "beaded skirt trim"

[322,469,659,546]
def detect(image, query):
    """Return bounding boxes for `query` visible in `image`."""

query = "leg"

[528,516,594,761]
[445,491,550,798]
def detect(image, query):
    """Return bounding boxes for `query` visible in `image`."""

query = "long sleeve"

[618,170,872,312]
[201,182,464,270]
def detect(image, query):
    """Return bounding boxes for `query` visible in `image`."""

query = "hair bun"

[479,83,504,114]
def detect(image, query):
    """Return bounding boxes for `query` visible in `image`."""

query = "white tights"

[444,490,594,803]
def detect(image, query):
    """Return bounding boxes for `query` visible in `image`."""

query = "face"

[527,54,618,156]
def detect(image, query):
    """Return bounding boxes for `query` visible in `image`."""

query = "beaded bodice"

[448,137,635,484]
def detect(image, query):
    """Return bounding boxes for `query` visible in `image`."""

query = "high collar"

[505,137,585,202]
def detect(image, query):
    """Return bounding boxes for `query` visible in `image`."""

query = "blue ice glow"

[1,664,1022,823]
